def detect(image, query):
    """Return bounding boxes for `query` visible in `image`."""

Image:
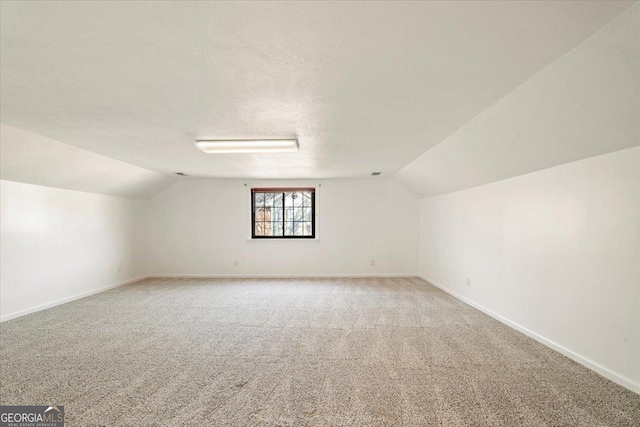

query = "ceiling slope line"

[0,124,178,200]
[395,3,640,198]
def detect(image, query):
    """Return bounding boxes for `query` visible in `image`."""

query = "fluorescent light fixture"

[195,139,298,154]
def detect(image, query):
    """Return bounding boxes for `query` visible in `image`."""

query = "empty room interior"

[1,1,639,426]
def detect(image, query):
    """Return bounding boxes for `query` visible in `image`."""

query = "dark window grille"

[251,188,315,239]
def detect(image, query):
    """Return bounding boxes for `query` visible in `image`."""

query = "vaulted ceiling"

[1,1,637,198]
[396,4,640,197]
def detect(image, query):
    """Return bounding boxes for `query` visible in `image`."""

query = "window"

[252,188,315,238]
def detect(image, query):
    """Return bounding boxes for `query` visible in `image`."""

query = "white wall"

[419,147,640,392]
[0,180,148,321]
[146,178,418,276]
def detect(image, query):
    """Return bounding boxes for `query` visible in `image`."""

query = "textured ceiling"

[1,1,634,183]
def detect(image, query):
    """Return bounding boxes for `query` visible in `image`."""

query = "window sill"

[246,237,320,242]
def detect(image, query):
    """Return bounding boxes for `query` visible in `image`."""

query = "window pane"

[256,207,273,222]
[253,189,314,238]
[293,222,302,236]
[303,222,312,236]
[284,222,294,236]
[293,192,303,207]
[263,221,273,236]
[284,192,293,207]
[272,222,283,236]
[264,192,274,207]
[254,222,264,236]
[302,207,312,221]
[272,208,283,223]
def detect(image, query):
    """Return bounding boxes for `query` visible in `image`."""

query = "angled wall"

[0,180,148,321]
[408,6,640,393]
[419,147,640,393]
[0,125,170,320]
[0,124,176,200]
[396,5,639,198]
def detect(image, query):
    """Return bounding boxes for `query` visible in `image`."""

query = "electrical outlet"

[371,260,375,266]
[466,278,471,287]
[117,265,122,273]
[233,260,239,267]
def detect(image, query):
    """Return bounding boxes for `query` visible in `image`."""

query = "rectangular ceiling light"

[195,139,298,154]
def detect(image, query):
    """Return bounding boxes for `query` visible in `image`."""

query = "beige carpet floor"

[1,277,638,426]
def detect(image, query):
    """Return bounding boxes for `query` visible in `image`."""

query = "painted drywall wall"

[418,147,640,392]
[0,180,148,321]
[146,178,418,276]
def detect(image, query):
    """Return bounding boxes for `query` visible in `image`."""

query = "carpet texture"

[1,277,639,426]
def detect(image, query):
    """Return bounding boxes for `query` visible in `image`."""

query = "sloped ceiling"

[395,5,640,197]
[0,124,176,200]
[1,1,635,187]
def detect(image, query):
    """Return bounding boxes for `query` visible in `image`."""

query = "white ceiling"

[396,4,640,197]
[0,124,175,200]
[1,1,635,183]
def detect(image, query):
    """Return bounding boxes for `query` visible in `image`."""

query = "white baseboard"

[417,275,640,395]
[0,275,149,322]
[149,273,418,279]
[6,272,635,394]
